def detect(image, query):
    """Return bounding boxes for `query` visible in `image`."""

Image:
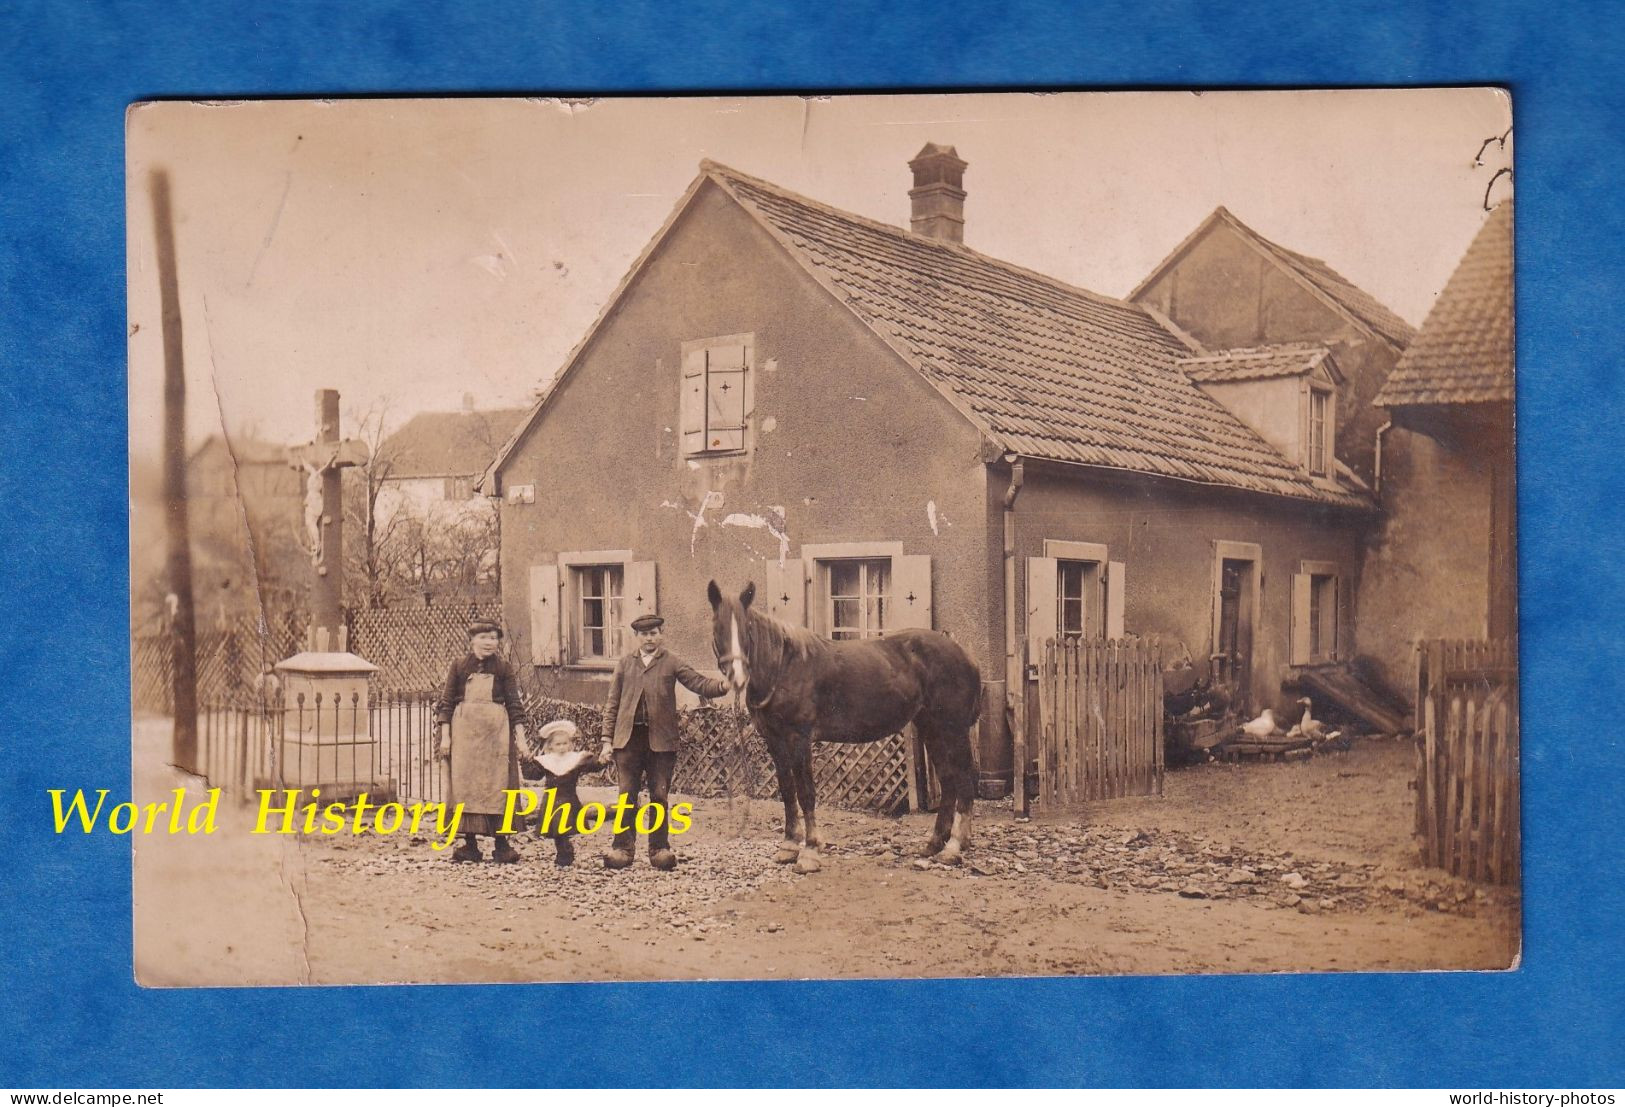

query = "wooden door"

[1216,558,1254,713]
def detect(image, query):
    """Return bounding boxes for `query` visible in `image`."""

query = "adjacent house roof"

[383,408,526,480]
[491,162,1373,509]
[1373,203,1513,407]
[1130,206,1417,352]
[1178,343,1339,384]
[188,435,291,468]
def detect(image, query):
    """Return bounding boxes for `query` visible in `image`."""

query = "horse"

[707,580,982,874]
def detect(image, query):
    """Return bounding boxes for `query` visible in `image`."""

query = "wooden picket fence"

[1415,638,1519,884]
[1035,637,1164,807]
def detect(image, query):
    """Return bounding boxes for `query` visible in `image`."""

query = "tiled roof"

[382,408,527,479]
[1134,207,1417,352]
[1178,343,1334,383]
[1374,203,1513,407]
[1262,238,1417,351]
[189,435,290,467]
[704,163,1371,509]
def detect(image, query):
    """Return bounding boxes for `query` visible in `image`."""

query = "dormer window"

[1307,387,1331,476]
[1177,344,1342,484]
[681,334,754,456]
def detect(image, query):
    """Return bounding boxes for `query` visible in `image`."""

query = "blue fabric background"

[2,0,1621,1088]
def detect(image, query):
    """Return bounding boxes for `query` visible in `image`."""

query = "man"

[599,613,728,870]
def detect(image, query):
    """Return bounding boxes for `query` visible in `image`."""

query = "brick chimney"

[908,143,968,243]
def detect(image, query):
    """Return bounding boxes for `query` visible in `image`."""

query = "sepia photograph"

[125,89,1518,986]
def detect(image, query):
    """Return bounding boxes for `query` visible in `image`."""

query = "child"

[533,718,605,867]
[436,620,527,863]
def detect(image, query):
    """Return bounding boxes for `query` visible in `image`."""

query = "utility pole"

[152,169,198,772]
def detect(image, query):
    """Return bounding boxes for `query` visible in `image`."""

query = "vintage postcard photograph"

[125,90,1518,986]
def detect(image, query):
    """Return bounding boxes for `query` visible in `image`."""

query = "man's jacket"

[600,647,729,751]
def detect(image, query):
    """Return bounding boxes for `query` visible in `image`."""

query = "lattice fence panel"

[349,601,504,692]
[133,609,307,713]
[514,686,908,815]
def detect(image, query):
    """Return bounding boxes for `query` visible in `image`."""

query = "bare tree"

[343,399,408,608]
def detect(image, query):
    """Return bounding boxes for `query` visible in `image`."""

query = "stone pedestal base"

[262,737,396,803]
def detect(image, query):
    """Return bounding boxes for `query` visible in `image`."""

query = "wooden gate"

[1035,638,1164,807]
[1415,638,1519,884]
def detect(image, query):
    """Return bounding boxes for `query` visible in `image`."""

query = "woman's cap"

[467,619,503,638]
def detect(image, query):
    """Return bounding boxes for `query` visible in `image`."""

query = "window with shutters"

[1025,541,1122,674]
[680,334,753,456]
[1291,560,1340,666]
[535,552,658,668]
[797,542,932,637]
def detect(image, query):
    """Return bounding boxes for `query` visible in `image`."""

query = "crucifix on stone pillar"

[273,387,383,802]
[285,388,369,651]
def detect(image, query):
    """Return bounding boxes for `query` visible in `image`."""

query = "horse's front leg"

[765,730,801,865]
[792,737,822,874]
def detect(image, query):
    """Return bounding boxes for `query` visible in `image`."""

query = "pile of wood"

[1162,664,1235,763]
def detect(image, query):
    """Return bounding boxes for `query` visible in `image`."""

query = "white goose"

[1285,697,1324,740]
[1239,708,1279,740]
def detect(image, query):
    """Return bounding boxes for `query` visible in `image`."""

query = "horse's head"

[707,580,756,694]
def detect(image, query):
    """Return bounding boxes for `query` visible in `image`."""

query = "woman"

[436,620,528,862]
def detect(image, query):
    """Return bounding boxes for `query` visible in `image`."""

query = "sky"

[126,89,1512,458]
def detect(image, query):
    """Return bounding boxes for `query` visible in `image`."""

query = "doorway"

[1212,544,1261,715]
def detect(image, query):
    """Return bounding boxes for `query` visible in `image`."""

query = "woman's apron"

[447,672,518,832]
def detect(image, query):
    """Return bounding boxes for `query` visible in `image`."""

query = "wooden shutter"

[1290,572,1311,665]
[888,555,933,630]
[763,557,806,626]
[1328,576,1341,661]
[1026,556,1058,668]
[529,563,561,665]
[1105,561,1126,640]
[624,560,657,637]
[705,343,748,452]
[680,347,707,454]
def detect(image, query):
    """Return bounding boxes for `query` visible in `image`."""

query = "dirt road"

[132,723,1519,986]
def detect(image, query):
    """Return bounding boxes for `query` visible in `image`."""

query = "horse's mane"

[743,605,826,700]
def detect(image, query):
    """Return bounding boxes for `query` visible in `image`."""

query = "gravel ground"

[134,722,1521,984]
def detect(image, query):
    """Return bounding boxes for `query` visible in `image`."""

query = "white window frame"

[680,333,755,458]
[571,562,624,666]
[827,558,890,641]
[1307,386,1331,477]
[1299,379,1336,480]
[1044,540,1108,641]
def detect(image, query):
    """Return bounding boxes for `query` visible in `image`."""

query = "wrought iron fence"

[194,690,444,805]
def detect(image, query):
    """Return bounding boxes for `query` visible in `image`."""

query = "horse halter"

[715,609,778,710]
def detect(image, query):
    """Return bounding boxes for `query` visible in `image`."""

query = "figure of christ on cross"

[284,389,369,646]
